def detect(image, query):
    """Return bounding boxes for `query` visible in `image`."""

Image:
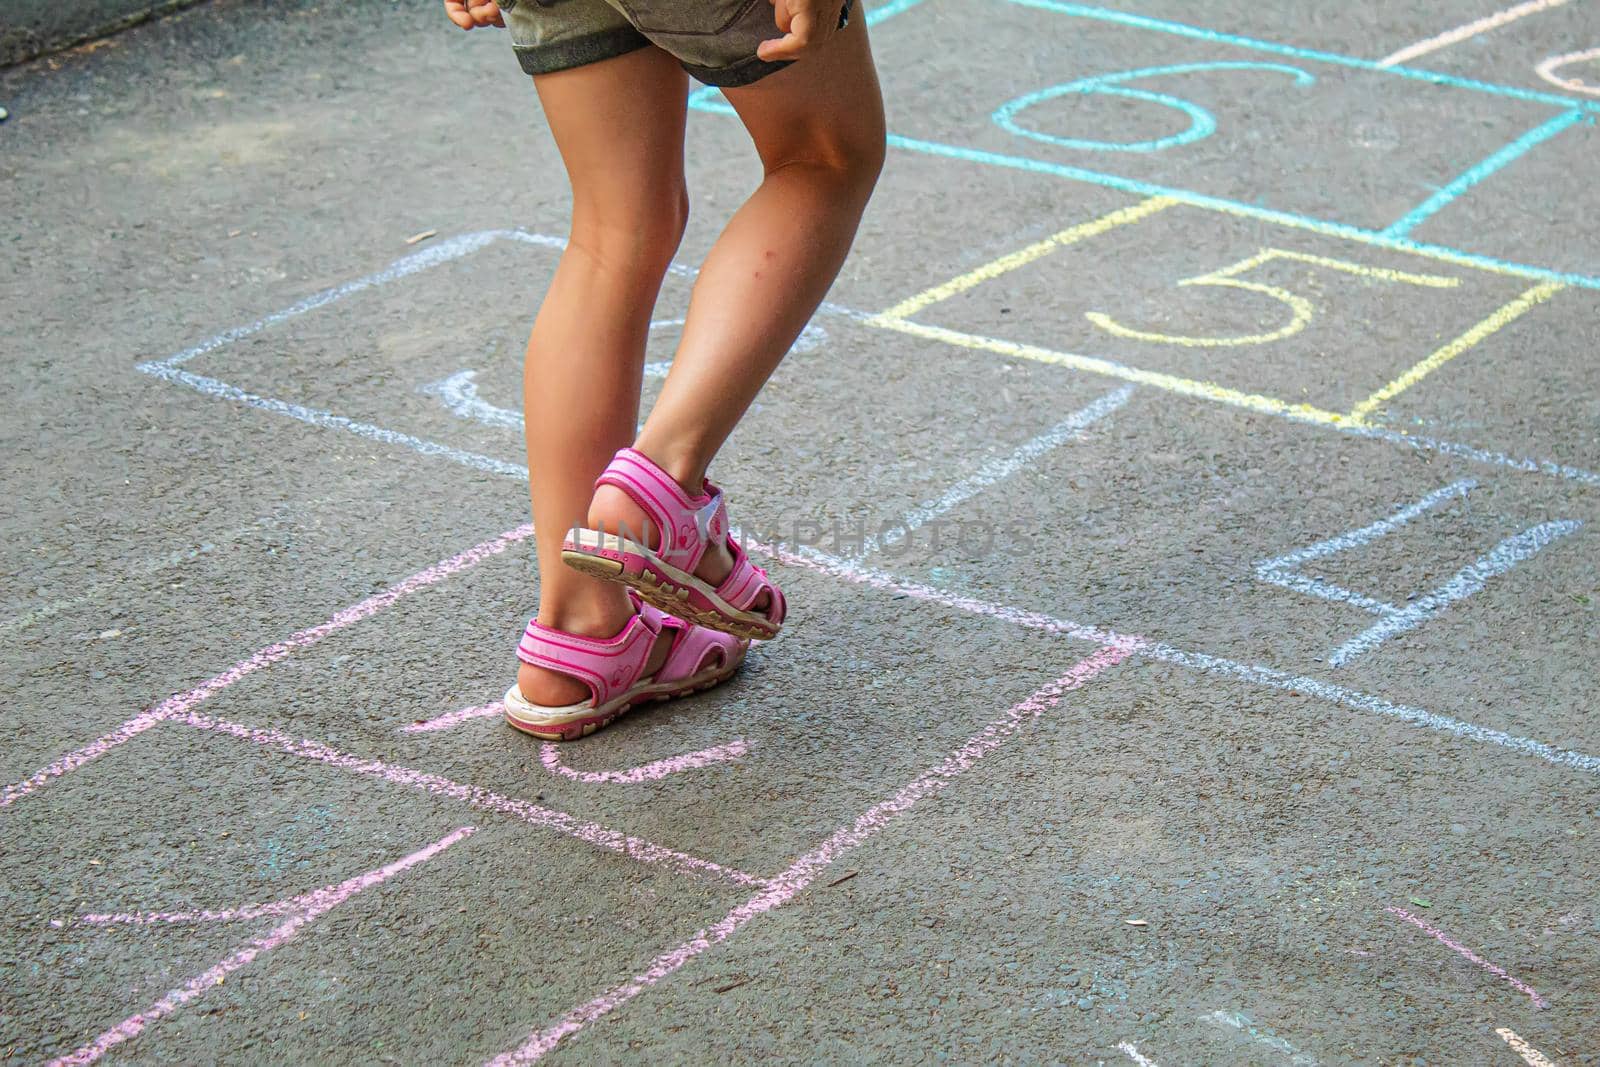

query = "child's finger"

[771,0,794,33]
[760,8,820,60]
[467,0,502,26]
[443,0,476,28]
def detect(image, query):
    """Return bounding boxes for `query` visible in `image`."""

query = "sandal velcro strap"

[516,604,663,707]
[594,448,725,574]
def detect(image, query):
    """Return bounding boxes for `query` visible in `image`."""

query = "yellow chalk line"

[1083,249,1460,349]
[1347,281,1565,423]
[872,316,1349,425]
[873,196,1177,322]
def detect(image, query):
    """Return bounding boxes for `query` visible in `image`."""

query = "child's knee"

[768,127,885,200]
[572,185,688,274]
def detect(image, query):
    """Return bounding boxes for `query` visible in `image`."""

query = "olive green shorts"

[499,0,851,87]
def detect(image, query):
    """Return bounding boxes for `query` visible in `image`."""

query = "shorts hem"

[513,28,652,76]
[681,54,791,87]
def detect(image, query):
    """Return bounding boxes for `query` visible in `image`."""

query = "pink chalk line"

[2,524,536,810]
[403,702,503,733]
[69,843,471,924]
[170,710,765,888]
[539,740,750,783]
[1385,905,1549,1009]
[48,826,476,1067]
[485,643,1138,1064]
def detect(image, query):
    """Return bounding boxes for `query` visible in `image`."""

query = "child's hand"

[756,0,843,62]
[444,0,504,29]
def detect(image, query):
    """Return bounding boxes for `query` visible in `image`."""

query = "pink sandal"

[504,595,746,741]
[561,448,787,641]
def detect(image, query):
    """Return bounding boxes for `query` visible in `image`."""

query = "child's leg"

[588,15,887,591]
[518,46,691,706]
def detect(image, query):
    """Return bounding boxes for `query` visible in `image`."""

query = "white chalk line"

[762,541,1600,778]
[131,230,1600,775]
[1199,1009,1318,1065]
[1496,1027,1559,1067]
[1328,517,1582,666]
[140,229,1600,491]
[1256,480,1477,619]
[1118,1041,1162,1067]
[420,323,829,436]
[3,530,253,636]
[146,363,529,479]
[858,384,1133,559]
[132,363,1600,778]
[1537,47,1600,97]
[1378,0,1571,68]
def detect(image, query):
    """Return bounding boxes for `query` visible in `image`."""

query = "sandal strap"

[516,601,665,707]
[594,448,726,574]
[717,537,787,627]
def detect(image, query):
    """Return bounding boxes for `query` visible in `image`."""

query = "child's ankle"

[536,593,635,638]
[628,438,707,495]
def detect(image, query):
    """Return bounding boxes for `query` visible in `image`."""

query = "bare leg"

[587,15,887,598]
[518,46,690,706]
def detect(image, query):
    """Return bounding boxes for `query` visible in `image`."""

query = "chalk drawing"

[1257,480,1582,666]
[761,540,1600,777]
[127,315,1600,781]
[1386,905,1549,1008]
[420,326,825,435]
[484,645,1137,1064]
[1496,1027,1559,1067]
[870,311,1600,487]
[1085,249,1458,348]
[1199,1009,1317,1065]
[1007,0,1599,113]
[1256,480,1476,618]
[1379,0,1572,68]
[1537,47,1600,97]
[1348,283,1565,422]
[3,529,248,636]
[1381,112,1589,238]
[0,525,536,810]
[403,701,750,781]
[48,827,476,1067]
[1118,1041,1161,1067]
[992,62,1313,153]
[422,371,527,431]
[141,226,1600,487]
[539,739,749,783]
[858,384,1132,558]
[878,131,1600,293]
[1327,518,1581,667]
[72,831,480,928]
[170,709,763,887]
[877,198,1174,320]
[403,701,503,733]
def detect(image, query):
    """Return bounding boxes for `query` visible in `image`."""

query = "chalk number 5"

[1086,249,1460,348]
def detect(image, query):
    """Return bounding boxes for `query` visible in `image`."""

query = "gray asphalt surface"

[2,0,1598,1063]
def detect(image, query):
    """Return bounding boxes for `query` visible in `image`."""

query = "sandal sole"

[562,547,779,642]
[504,659,743,742]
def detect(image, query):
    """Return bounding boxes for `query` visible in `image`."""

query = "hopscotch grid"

[18,0,1578,1059]
[120,235,1600,780]
[50,256,1598,1061]
[871,196,1574,432]
[696,0,1600,290]
[138,227,1600,489]
[0,523,766,889]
